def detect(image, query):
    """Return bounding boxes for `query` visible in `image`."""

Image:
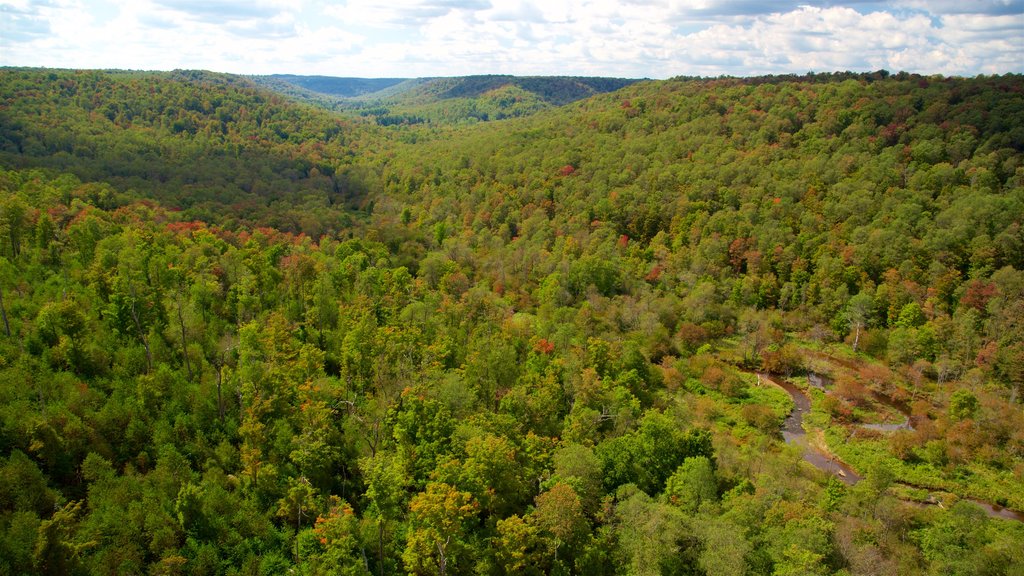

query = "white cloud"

[897,0,1023,15]
[1,0,1021,76]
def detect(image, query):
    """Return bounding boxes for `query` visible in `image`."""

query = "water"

[761,373,863,485]
[858,418,912,432]
[805,370,914,432]
[759,372,1022,522]
[862,389,915,432]
[898,488,1024,522]
[807,371,830,390]
[970,499,1024,522]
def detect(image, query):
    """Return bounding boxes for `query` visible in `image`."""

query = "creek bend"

[757,372,1023,522]
[758,372,862,485]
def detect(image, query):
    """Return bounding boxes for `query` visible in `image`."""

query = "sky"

[1,0,1022,78]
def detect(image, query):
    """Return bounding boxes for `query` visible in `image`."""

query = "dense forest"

[251,74,641,125]
[1,67,1023,576]
[254,76,408,99]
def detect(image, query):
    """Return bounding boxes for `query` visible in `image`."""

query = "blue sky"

[1,0,1022,78]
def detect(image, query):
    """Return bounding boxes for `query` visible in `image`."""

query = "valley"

[1,67,1022,576]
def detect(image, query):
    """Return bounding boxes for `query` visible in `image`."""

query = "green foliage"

[614,489,696,576]
[664,456,718,514]
[597,412,714,494]
[403,482,479,575]
[914,501,1024,576]
[696,517,751,576]
[948,390,979,422]
[895,302,926,329]
[0,69,1023,575]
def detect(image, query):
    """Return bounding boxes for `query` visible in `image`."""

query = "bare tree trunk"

[378,519,386,576]
[436,536,450,576]
[128,286,152,373]
[216,362,225,422]
[0,283,10,337]
[176,289,193,381]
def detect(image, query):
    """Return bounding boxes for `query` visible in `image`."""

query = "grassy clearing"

[823,424,1024,511]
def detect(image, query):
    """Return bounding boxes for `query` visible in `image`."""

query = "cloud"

[658,7,955,75]
[0,0,1021,77]
[225,12,299,40]
[0,2,52,42]
[657,0,1023,18]
[488,1,545,23]
[150,0,288,23]
[324,0,492,28]
[897,0,1024,15]
[0,0,78,43]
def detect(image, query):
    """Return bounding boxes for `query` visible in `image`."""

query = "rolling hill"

[1,67,1023,576]
[253,73,642,123]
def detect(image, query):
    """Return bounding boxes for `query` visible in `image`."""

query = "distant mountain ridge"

[380,75,641,106]
[256,74,408,98]
[253,73,641,104]
[250,73,643,123]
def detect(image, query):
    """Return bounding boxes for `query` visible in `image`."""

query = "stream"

[966,499,1024,522]
[896,488,1024,522]
[761,373,862,485]
[760,372,1023,521]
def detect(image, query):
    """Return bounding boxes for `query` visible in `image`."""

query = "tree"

[403,482,479,576]
[895,302,926,329]
[108,260,158,374]
[664,456,717,514]
[1,450,57,516]
[614,489,694,576]
[948,389,979,422]
[0,256,11,337]
[37,300,87,349]
[551,443,604,514]
[773,544,828,576]
[845,292,874,352]
[0,195,29,259]
[533,482,589,547]
[35,299,89,372]
[276,478,319,565]
[290,393,341,492]
[765,514,834,576]
[457,432,530,518]
[493,515,552,576]
[597,412,714,494]
[387,389,455,484]
[236,311,324,487]
[32,501,89,576]
[361,451,411,576]
[915,501,994,576]
[697,517,750,576]
[309,496,370,576]
[208,332,237,423]
[171,274,193,381]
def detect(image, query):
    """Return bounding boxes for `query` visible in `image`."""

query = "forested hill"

[368,75,640,106]
[1,68,1024,575]
[254,75,408,99]
[253,73,642,123]
[369,71,1024,322]
[256,74,639,104]
[0,68,381,236]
